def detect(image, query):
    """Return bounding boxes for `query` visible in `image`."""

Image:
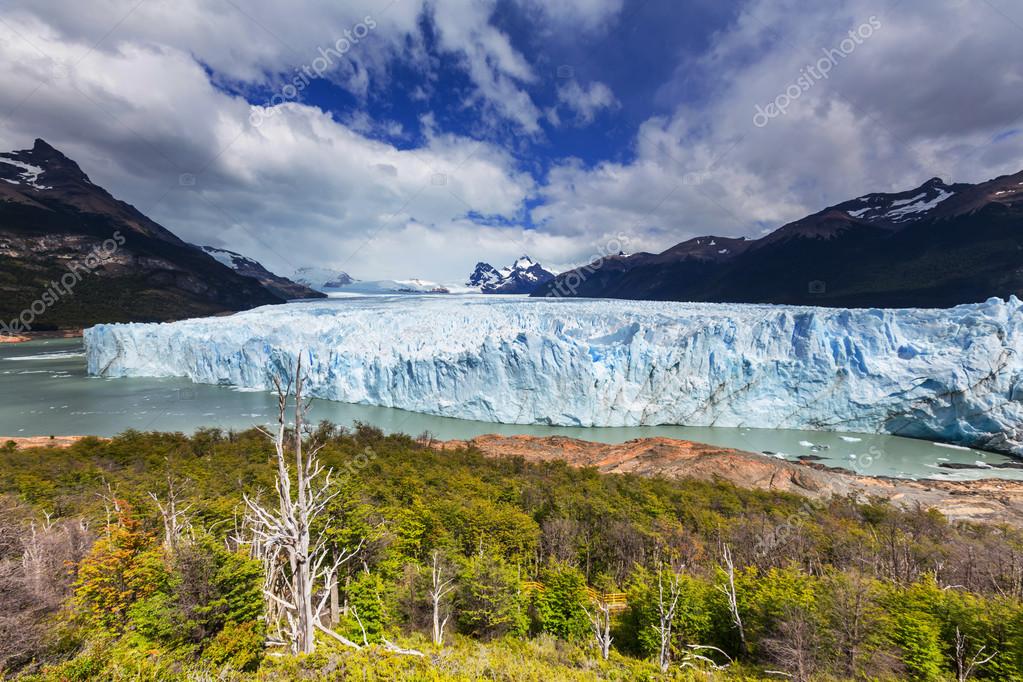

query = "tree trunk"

[329,576,340,626]
[295,551,315,654]
[432,593,442,646]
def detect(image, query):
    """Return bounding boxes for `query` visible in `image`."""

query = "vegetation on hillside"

[2,422,1023,680]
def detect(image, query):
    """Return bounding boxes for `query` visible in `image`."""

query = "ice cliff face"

[84,296,1023,455]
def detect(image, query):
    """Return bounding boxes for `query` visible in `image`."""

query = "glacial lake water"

[2,337,1020,482]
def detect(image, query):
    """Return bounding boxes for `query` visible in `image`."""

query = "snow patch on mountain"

[838,179,959,225]
[883,188,954,221]
[200,245,255,270]
[0,156,51,189]
[84,296,1023,456]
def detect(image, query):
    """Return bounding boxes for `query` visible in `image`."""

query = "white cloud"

[554,80,618,125]
[0,11,537,280]
[3,0,548,134]
[2,0,1023,282]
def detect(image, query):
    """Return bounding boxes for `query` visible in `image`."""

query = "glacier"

[84,295,1023,456]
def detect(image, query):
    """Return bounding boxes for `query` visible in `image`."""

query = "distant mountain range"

[335,279,451,294]
[7,137,1021,328]
[0,139,305,331]
[291,267,355,291]
[198,246,323,301]
[467,256,555,294]
[286,267,455,295]
[534,173,1023,307]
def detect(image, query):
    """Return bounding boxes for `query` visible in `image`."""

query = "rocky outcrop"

[440,435,1023,526]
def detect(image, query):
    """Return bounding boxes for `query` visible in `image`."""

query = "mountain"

[332,279,451,294]
[198,246,324,300]
[467,256,555,294]
[291,267,355,291]
[0,139,285,331]
[533,172,1023,307]
[466,262,503,290]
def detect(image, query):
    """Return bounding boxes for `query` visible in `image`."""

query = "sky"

[1,0,1022,281]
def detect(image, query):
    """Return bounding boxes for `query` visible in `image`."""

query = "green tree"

[455,552,528,639]
[891,610,945,682]
[532,562,589,640]
[127,536,263,650]
[341,571,390,643]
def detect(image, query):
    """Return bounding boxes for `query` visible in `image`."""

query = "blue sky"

[267,0,740,172]
[1,0,1022,280]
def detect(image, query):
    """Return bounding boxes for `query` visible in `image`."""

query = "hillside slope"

[0,139,284,331]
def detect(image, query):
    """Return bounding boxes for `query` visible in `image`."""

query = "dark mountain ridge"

[533,172,1023,307]
[0,139,286,331]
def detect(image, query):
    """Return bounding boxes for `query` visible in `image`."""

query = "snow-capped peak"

[512,255,536,269]
[466,256,555,294]
[467,262,503,288]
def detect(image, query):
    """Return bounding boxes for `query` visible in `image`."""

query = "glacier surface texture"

[84,296,1023,455]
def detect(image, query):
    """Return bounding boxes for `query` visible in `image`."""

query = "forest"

[3,412,1023,680]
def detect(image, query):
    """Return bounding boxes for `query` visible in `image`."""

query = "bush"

[201,621,264,672]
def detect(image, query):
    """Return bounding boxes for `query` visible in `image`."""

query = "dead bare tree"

[243,356,359,654]
[148,475,194,553]
[678,644,732,672]
[717,544,747,655]
[242,355,422,657]
[954,626,997,682]
[97,479,121,537]
[583,597,614,661]
[654,556,685,672]
[2,502,92,673]
[428,550,455,647]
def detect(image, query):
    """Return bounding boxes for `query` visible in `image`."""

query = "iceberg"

[84,296,1023,456]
